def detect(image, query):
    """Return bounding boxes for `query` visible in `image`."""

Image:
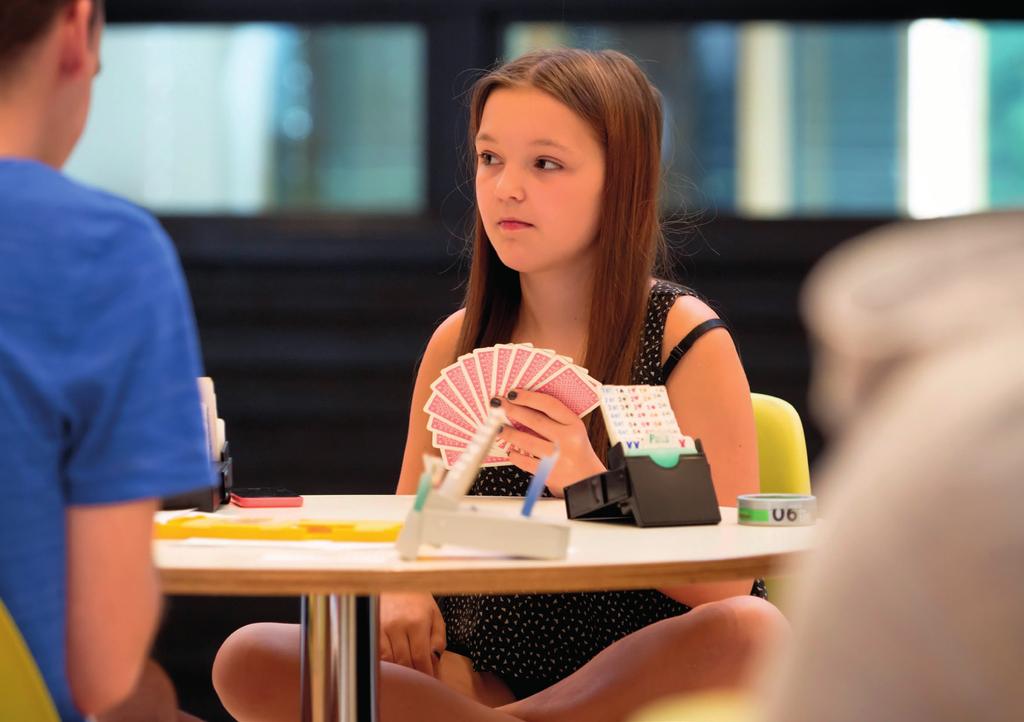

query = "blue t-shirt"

[0,158,213,721]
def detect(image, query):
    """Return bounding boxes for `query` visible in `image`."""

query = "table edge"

[159,551,808,597]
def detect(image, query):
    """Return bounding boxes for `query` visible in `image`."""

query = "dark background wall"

[101,1,1016,719]
[168,214,890,495]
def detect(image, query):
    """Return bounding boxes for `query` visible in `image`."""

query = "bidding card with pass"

[598,385,695,454]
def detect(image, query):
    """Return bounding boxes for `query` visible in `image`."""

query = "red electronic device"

[230,488,303,508]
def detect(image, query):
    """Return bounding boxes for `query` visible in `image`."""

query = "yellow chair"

[751,392,811,497]
[751,392,812,612]
[0,598,60,722]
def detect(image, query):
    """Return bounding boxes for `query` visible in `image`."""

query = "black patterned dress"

[436,280,767,699]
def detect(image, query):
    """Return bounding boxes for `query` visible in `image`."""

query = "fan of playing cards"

[425,343,602,468]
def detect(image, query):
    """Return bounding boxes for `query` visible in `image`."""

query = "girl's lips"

[498,220,534,231]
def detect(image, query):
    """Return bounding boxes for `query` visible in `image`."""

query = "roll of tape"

[737,494,816,526]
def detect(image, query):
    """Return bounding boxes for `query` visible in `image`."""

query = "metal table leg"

[301,594,379,722]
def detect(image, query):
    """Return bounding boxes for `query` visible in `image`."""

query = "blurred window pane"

[66,24,426,214]
[506,21,1024,219]
[989,23,1024,208]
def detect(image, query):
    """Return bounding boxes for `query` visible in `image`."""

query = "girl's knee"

[212,623,301,721]
[212,624,259,695]
[699,596,788,651]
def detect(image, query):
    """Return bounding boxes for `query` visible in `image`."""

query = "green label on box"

[739,508,770,523]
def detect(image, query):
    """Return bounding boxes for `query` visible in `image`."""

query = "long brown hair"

[456,48,669,456]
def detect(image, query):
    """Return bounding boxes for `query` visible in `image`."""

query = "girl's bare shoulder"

[661,294,722,362]
[422,308,466,368]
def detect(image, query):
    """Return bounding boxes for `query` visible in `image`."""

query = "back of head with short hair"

[0,0,103,73]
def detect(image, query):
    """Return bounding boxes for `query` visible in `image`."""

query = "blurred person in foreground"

[761,211,1024,722]
[0,1,212,719]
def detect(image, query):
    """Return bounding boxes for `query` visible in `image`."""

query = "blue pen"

[522,446,560,517]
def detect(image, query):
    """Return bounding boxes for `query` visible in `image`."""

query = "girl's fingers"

[501,403,565,441]
[409,631,436,677]
[499,427,556,460]
[508,450,540,475]
[389,632,412,669]
[505,388,577,425]
[429,614,447,658]
[380,633,394,662]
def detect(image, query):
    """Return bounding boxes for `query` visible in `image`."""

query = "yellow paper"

[154,516,402,542]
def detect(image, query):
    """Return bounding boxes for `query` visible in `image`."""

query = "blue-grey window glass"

[505,22,1024,218]
[989,23,1024,207]
[65,24,426,214]
[789,25,902,215]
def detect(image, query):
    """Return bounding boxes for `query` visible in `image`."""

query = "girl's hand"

[379,592,446,677]
[497,389,606,496]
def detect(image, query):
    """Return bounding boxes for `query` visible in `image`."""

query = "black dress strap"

[659,318,730,383]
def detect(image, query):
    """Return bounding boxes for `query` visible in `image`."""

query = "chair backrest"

[751,393,811,495]
[0,598,61,722]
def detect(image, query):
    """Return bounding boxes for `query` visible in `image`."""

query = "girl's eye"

[478,152,498,165]
[536,158,562,171]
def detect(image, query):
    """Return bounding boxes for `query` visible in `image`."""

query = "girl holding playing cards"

[214,48,784,722]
